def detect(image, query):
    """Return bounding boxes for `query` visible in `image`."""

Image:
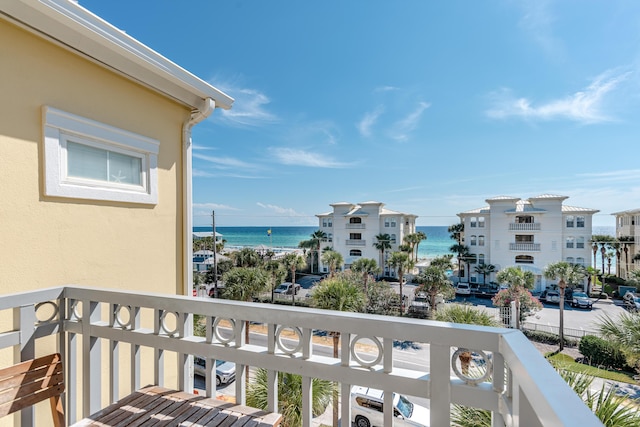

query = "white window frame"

[43,106,159,204]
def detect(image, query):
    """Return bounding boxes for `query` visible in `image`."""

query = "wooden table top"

[71,386,282,427]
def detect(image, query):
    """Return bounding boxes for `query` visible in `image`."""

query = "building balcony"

[346,239,366,246]
[509,223,541,231]
[3,286,597,426]
[509,243,541,251]
[346,223,366,229]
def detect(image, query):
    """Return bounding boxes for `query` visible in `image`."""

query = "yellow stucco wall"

[0,20,190,296]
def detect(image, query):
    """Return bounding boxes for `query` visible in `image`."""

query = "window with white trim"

[576,216,585,228]
[566,215,575,228]
[470,235,477,246]
[43,106,158,204]
[478,235,485,247]
[566,237,575,249]
[576,236,585,249]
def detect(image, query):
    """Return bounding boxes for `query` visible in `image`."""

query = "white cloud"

[215,83,278,127]
[193,202,239,211]
[192,169,263,179]
[257,202,306,218]
[577,169,640,183]
[389,102,430,141]
[357,106,384,137]
[193,152,255,170]
[486,70,631,123]
[269,147,355,168]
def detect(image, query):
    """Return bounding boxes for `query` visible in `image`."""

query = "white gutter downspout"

[182,98,215,296]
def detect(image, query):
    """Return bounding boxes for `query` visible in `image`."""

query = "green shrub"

[523,330,578,347]
[579,335,630,370]
[604,284,614,297]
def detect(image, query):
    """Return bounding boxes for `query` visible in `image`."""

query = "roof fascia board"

[3,0,233,110]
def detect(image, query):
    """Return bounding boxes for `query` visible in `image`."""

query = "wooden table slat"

[72,386,281,427]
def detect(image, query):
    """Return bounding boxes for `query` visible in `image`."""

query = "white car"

[194,357,236,386]
[455,283,471,295]
[624,291,640,312]
[351,386,430,427]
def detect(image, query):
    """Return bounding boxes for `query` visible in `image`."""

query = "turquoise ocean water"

[193,226,453,260]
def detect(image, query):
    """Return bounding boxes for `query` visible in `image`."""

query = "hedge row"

[578,335,630,370]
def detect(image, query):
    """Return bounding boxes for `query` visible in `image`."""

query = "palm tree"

[297,239,315,271]
[222,267,268,381]
[232,247,261,267]
[609,241,622,277]
[495,267,536,329]
[310,230,328,273]
[449,243,468,282]
[263,260,287,303]
[321,250,344,277]
[387,251,414,312]
[448,223,464,244]
[414,263,455,319]
[372,233,392,275]
[451,368,640,427]
[414,230,427,261]
[311,276,365,427]
[247,368,334,427]
[474,263,496,285]
[350,258,380,297]
[435,305,499,375]
[596,311,640,372]
[282,252,306,306]
[544,261,586,351]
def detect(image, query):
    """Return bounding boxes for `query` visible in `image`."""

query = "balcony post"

[178,311,193,393]
[340,333,351,427]
[302,375,312,427]
[83,301,101,416]
[267,323,278,413]
[153,309,164,388]
[430,343,451,426]
[15,304,36,426]
[235,319,246,405]
[108,303,119,403]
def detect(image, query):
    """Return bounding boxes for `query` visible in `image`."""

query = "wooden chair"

[0,353,65,427]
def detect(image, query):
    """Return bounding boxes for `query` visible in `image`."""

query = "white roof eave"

[2,0,234,110]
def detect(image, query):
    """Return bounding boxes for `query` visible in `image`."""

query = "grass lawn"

[546,352,637,384]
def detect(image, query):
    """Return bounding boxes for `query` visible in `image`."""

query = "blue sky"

[81,1,640,227]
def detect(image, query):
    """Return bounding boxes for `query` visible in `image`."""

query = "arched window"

[566,257,575,264]
[515,255,534,264]
[350,249,362,257]
[576,257,585,266]
[470,235,477,246]
[566,237,575,249]
[350,217,362,224]
[478,235,485,246]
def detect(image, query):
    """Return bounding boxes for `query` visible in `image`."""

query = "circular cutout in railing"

[35,301,59,324]
[70,300,82,321]
[114,304,133,329]
[350,335,383,368]
[160,311,179,337]
[213,317,236,344]
[451,348,492,385]
[275,326,303,355]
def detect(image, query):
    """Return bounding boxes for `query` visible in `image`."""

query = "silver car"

[194,357,236,386]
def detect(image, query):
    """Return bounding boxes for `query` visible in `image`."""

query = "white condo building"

[457,195,598,292]
[612,208,640,279]
[317,201,417,275]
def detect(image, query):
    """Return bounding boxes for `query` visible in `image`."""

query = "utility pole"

[212,210,218,298]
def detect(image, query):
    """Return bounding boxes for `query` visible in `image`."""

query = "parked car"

[541,290,560,304]
[455,283,471,296]
[351,386,430,427]
[623,291,640,312]
[475,284,499,299]
[274,282,301,295]
[570,291,593,309]
[408,293,429,317]
[194,357,236,386]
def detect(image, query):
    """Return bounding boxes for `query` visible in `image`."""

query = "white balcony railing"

[509,223,541,231]
[1,286,599,426]
[346,239,366,246]
[509,242,541,251]
[346,223,366,229]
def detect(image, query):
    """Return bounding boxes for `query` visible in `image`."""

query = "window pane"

[67,141,107,181]
[109,151,142,185]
